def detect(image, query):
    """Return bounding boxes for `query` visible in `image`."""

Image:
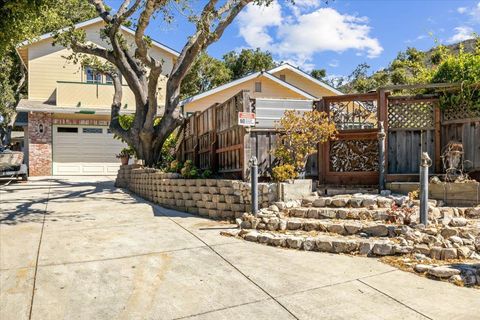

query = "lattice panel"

[328,99,378,130]
[388,100,435,129]
[329,139,379,172]
[443,103,480,122]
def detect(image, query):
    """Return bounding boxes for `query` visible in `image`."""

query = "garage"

[52,125,126,175]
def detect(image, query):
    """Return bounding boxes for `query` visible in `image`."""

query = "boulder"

[331,197,349,207]
[336,209,349,219]
[303,237,316,251]
[327,224,346,235]
[441,248,458,260]
[440,227,458,239]
[358,241,374,255]
[344,222,363,235]
[270,236,286,247]
[475,236,480,251]
[449,236,463,245]
[258,233,275,244]
[287,220,302,230]
[457,246,471,259]
[394,245,413,254]
[414,244,431,255]
[372,242,395,256]
[377,197,394,208]
[428,266,460,278]
[316,238,334,252]
[349,197,364,208]
[268,205,280,212]
[465,207,480,218]
[332,239,358,253]
[312,198,328,207]
[414,264,433,273]
[319,209,337,219]
[429,247,443,260]
[286,236,303,249]
[244,231,259,242]
[449,217,468,227]
[363,224,389,237]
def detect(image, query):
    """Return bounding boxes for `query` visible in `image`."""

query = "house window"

[105,74,113,84]
[279,74,286,81]
[57,127,78,133]
[255,81,262,92]
[82,128,103,134]
[85,67,102,84]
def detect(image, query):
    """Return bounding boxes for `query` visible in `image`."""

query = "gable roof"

[179,70,317,106]
[180,63,343,106]
[16,17,179,58]
[269,63,344,95]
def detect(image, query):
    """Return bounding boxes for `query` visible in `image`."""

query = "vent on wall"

[255,81,262,92]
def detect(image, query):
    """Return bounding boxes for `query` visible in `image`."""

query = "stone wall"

[28,112,52,176]
[116,165,278,219]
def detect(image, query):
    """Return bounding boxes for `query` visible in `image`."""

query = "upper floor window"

[279,74,286,81]
[105,74,113,85]
[85,67,102,84]
[255,81,262,92]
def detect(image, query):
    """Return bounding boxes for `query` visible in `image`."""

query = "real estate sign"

[238,112,256,126]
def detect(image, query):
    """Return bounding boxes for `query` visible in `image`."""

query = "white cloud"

[447,26,475,43]
[457,1,480,22]
[237,2,383,70]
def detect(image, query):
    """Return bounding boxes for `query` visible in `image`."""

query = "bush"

[169,160,183,173]
[200,169,212,179]
[180,160,198,178]
[272,164,298,182]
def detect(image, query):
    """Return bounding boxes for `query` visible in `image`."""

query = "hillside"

[338,38,478,94]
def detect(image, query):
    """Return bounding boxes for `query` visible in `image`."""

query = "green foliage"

[168,160,183,173]
[181,48,278,99]
[223,48,278,79]
[180,160,198,178]
[432,43,480,111]
[200,169,212,179]
[159,134,177,169]
[271,164,298,182]
[180,52,232,99]
[310,69,326,80]
[116,146,135,158]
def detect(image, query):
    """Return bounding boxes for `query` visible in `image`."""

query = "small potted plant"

[116,147,134,165]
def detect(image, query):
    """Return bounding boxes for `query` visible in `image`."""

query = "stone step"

[232,228,480,260]
[284,207,390,221]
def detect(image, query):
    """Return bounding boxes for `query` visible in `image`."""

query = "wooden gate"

[318,93,380,185]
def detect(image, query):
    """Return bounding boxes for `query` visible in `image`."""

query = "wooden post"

[378,89,389,177]
[434,105,442,173]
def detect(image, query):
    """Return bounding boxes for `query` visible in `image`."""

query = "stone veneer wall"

[116,165,278,219]
[28,112,53,176]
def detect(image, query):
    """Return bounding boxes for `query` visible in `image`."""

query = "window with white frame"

[85,67,102,84]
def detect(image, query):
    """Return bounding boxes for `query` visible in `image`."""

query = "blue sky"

[105,0,480,78]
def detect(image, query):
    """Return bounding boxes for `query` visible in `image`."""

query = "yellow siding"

[184,75,307,113]
[27,20,175,108]
[270,69,337,98]
[56,81,137,109]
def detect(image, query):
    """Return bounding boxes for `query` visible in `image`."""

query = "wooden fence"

[178,86,480,184]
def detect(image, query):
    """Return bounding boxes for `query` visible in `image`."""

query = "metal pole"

[250,156,258,216]
[419,152,432,225]
[377,121,386,192]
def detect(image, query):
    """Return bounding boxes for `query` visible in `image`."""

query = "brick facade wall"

[28,112,52,176]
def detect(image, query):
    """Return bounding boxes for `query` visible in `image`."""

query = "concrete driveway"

[1,177,478,320]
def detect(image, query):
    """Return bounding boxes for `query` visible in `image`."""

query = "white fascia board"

[269,63,344,95]
[16,17,180,58]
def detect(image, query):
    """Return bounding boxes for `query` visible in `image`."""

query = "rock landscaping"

[232,193,480,287]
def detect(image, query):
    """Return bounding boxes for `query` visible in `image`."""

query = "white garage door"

[53,125,126,175]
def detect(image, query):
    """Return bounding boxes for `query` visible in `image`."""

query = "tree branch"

[88,0,113,23]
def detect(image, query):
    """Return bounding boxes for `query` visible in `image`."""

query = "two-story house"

[15,17,178,176]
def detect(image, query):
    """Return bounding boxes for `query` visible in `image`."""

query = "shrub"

[272,164,298,182]
[180,160,198,178]
[274,110,337,176]
[200,169,212,179]
[169,160,183,173]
